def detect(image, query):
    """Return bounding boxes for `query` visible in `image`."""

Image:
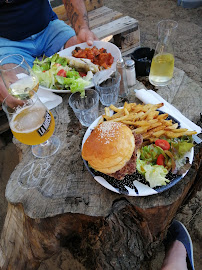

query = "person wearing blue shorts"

[0,0,98,106]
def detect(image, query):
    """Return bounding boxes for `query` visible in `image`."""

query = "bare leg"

[161,240,188,270]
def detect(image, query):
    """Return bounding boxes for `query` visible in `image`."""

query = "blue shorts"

[0,19,76,67]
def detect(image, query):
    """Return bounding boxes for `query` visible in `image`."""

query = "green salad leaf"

[137,160,169,188]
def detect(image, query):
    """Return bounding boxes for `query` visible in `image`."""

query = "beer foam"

[10,105,46,134]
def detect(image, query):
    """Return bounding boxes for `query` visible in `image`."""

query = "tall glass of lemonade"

[149,20,178,86]
[2,90,60,158]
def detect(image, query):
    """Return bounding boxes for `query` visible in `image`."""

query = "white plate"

[81,111,194,197]
[39,41,121,93]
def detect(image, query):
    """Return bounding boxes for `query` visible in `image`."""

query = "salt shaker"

[116,57,129,98]
[125,59,136,88]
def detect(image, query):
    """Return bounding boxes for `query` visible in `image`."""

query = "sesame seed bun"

[82,121,135,174]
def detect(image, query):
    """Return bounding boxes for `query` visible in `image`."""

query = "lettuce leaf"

[140,144,164,164]
[137,159,169,188]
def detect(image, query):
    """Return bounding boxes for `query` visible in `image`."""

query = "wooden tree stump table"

[0,68,201,270]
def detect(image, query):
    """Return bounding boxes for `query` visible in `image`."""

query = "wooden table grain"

[0,67,201,270]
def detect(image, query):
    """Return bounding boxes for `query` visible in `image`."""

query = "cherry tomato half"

[157,154,165,166]
[155,139,170,150]
[57,69,67,77]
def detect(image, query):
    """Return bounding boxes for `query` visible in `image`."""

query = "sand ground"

[0,0,201,269]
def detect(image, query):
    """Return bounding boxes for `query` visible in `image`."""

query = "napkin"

[37,88,62,110]
[135,89,201,135]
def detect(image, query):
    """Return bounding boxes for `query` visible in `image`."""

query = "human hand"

[0,78,24,108]
[77,27,98,46]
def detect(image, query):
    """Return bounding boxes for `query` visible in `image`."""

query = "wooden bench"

[52,1,140,56]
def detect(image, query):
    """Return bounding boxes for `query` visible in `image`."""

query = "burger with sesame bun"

[82,121,143,180]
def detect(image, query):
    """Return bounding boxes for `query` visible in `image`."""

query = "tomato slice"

[155,139,170,150]
[157,154,165,166]
[57,69,67,77]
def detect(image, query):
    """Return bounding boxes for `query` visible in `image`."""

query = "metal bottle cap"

[125,59,135,68]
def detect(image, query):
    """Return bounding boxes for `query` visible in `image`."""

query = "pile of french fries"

[97,102,197,144]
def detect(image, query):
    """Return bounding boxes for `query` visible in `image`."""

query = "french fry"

[109,110,124,119]
[171,128,188,133]
[133,126,149,134]
[146,111,159,120]
[131,104,146,113]
[97,116,104,125]
[165,123,179,130]
[148,119,159,124]
[109,104,120,112]
[124,107,129,115]
[124,102,133,112]
[184,131,197,135]
[153,130,166,137]
[147,122,163,130]
[131,120,151,126]
[121,120,137,125]
[143,125,165,139]
[133,112,145,120]
[164,131,186,138]
[157,113,169,120]
[108,115,129,122]
[104,107,110,117]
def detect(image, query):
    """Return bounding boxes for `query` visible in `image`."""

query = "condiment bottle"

[116,57,129,98]
[125,59,136,88]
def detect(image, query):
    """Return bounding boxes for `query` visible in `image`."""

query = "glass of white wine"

[0,54,39,100]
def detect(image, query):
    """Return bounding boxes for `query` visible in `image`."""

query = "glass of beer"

[2,90,60,158]
[0,54,39,100]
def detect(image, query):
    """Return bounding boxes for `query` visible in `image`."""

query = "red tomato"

[57,69,67,77]
[155,139,170,150]
[79,71,87,77]
[157,154,165,166]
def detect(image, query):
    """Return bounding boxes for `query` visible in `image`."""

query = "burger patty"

[109,133,143,180]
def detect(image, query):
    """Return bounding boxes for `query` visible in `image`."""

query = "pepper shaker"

[116,57,129,98]
[125,59,136,88]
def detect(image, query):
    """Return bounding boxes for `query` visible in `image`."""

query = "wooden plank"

[89,10,123,29]
[84,0,103,12]
[92,16,138,39]
[53,5,67,21]
[114,27,140,52]
[88,6,120,20]
[52,1,103,14]
[53,5,120,26]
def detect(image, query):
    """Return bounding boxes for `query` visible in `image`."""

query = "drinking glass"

[149,20,178,86]
[2,90,60,158]
[69,89,99,127]
[0,54,39,100]
[93,70,121,106]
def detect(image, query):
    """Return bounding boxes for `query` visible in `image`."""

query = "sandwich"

[82,121,143,180]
